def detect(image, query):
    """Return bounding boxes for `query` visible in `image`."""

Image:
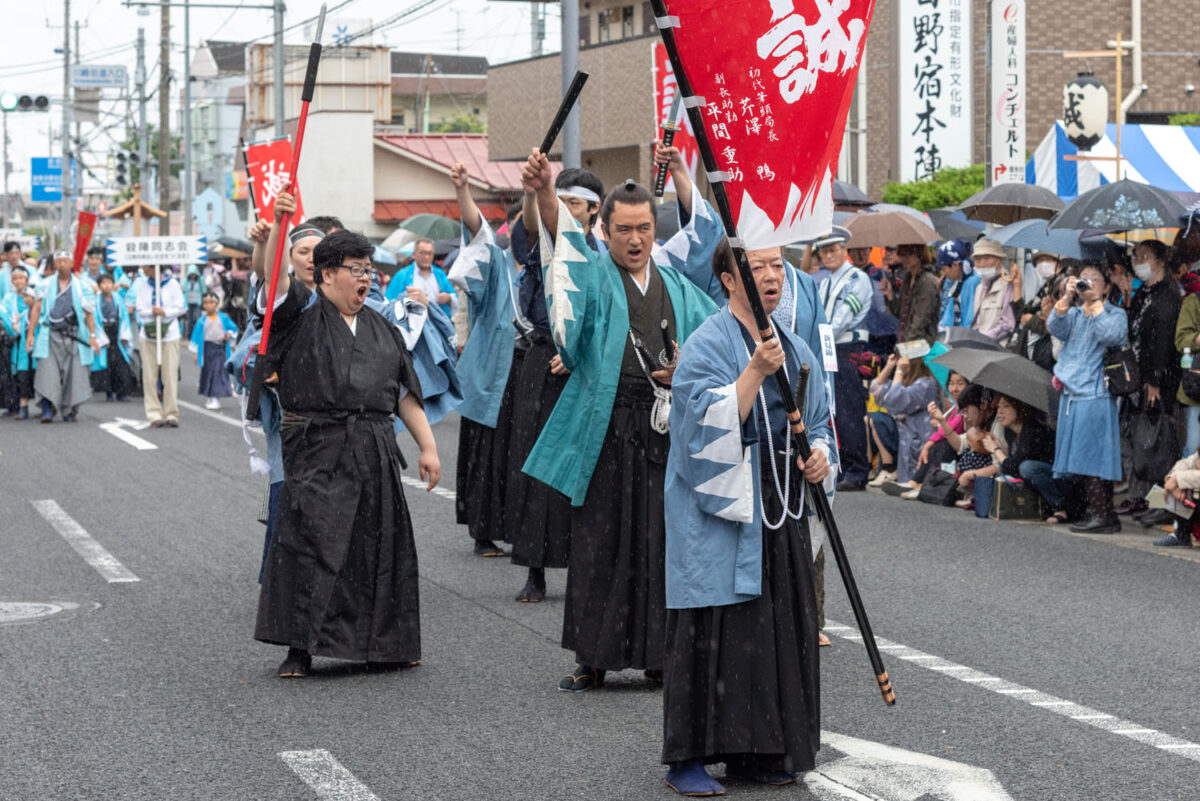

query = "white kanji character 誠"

[756,0,866,104]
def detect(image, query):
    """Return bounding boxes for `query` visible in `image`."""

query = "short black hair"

[1078,260,1112,288]
[202,291,219,302]
[1135,239,1169,263]
[957,383,985,411]
[299,215,343,234]
[97,272,114,284]
[599,179,655,229]
[712,237,737,298]
[312,230,373,285]
[86,246,105,258]
[2,241,19,253]
[556,168,605,225]
[506,200,523,224]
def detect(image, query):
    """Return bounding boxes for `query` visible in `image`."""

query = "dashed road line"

[31,500,139,583]
[279,749,381,801]
[824,622,1200,763]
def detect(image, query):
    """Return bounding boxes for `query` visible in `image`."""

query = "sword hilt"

[654,124,678,198]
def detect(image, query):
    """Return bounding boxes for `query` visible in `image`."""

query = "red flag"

[652,41,701,194]
[244,138,305,223]
[72,210,98,273]
[661,0,875,248]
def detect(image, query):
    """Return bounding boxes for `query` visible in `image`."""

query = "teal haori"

[1053,394,1121,481]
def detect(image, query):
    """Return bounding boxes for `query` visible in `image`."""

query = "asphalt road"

[2,360,1198,800]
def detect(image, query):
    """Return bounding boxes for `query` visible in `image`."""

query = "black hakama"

[504,333,572,569]
[253,281,424,663]
[454,343,525,543]
[198,341,232,397]
[89,322,136,396]
[562,377,667,671]
[661,453,821,774]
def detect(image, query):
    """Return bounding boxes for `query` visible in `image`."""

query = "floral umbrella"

[1047,179,1187,233]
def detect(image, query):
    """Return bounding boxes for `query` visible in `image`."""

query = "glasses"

[341,264,379,278]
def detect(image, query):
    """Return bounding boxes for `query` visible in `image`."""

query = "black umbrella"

[1047,179,1187,233]
[833,180,873,207]
[931,349,1058,413]
[928,209,985,241]
[942,327,1007,352]
[958,183,1065,225]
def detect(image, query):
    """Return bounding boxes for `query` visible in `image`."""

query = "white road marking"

[178,400,458,500]
[98,417,157,450]
[279,749,381,801]
[31,500,139,583]
[827,620,1200,763]
[810,731,1013,801]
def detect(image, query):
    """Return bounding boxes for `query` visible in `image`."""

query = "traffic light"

[112,148,140,187]
[0,92,50,112]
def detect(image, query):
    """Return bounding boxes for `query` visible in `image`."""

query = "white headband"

[556,186,601,204]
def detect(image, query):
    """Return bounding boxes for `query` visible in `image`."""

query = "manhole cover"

[0,601,93,626]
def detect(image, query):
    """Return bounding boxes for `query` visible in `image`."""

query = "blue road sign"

[31,157,77,203]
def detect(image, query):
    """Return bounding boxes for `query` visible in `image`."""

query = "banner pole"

[649,0,894,706]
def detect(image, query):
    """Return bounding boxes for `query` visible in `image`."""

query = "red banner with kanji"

[72,211,97,273]
[244,138,305,224]
[660,0,875,249]
[652,41,701,195]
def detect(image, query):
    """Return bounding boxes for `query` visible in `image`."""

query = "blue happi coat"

[33,274,96,367]
[2,290,34,372]
[523,198,719,506]
[91,293,135,372]
[386,262,458,318]
[446,222,521,428]
[188,310,239,367]
[379,296,462,427]
[665,309,835,609]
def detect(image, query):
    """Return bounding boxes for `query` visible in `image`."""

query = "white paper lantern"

[1063,72,1108,151]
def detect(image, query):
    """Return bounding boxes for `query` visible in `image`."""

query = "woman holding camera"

[1047,264,1129,533]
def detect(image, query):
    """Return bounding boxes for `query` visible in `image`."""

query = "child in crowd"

[189,291,238,409]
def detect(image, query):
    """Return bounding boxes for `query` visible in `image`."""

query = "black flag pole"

[539,70,589,156]
[650,0,894,707]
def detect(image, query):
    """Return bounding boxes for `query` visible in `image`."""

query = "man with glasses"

[386,238,458,320]
[253,229,441,679]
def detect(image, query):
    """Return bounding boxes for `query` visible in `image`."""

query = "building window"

[622,5,634,38]
[599,8,616,43]
[642,2,654,36]
[391,111,405,127]
[579,13,590,46]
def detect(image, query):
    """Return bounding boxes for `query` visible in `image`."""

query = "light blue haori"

[33,274,96,367]
[665,309,835,609]
[1047,303,1128,480]
[380,296,462,427]
[523,198,719,506]
[446,222,520,428]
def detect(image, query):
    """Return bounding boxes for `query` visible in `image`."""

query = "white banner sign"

[990,0,1026,184]
[897,0,972,182]
[105,236,207,268]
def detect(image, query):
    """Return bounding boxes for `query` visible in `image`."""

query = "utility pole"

[60,0,72,246]
[159,0,170,227]
[560,0,580,168]
[182,0,193,234]
[2,112,9,228]
[136,27,149,189]
[274,0,285,137]
[416,53,433,134]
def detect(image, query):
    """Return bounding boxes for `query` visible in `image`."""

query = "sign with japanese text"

[989,0,1026,184]
[660,0,875,249]
[652,41,701,195]
[105,236,208,268]
[30,157,77,203]
[897,0,971,182]
[70,64,128,89]
[243,138,305,223]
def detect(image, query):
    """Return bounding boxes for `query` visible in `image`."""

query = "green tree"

[1168,113,1200,126]
[431,113,486,134]
[881,164,986,211]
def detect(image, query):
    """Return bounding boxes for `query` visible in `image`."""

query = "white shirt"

[409,265,458,318]
[134,274,186,342]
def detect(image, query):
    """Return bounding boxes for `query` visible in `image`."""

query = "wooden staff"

[650,0,894,706]
[245,4,327,420]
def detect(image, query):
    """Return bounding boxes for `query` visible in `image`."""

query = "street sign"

[70,64,128,88]
[105,236,208,268]
[0,229,40,253]
[30,157,77,203]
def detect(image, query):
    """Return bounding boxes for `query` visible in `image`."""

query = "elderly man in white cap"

[969,238,1016,342]
[813,226,875,492]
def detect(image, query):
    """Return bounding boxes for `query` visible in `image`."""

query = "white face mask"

[1133,261,1155,282]
[975,267,997,281]
[1035,261,1057,280]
